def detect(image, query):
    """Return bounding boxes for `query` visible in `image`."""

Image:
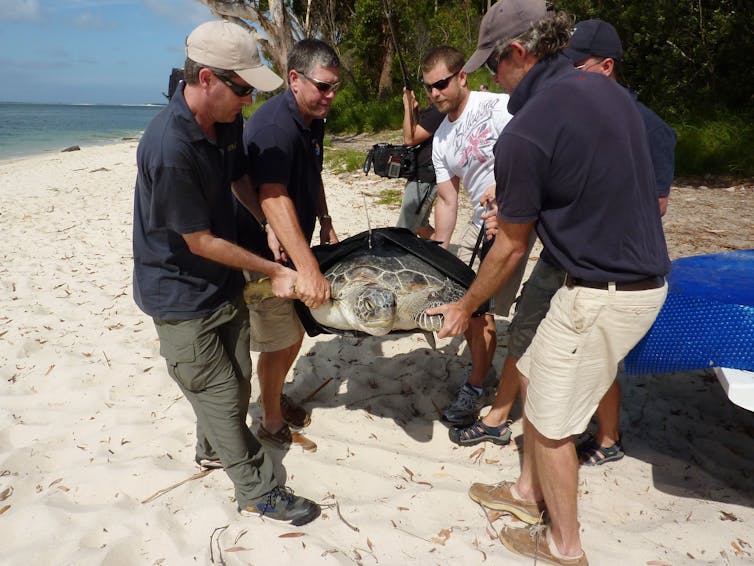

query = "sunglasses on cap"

[297,71,341,94]
[213,70,255,97]
[422,70,459,92]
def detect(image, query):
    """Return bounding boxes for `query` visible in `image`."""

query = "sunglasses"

[214,71,255,97]
[485,46,513,74]
[422,71,459,92]
[298,71,341,94]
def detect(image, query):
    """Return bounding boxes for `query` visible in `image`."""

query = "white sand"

[1,142,753,565]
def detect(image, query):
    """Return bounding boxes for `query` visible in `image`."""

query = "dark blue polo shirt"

[243,89,324,244]
[494,54,670,282]
[133,84,245,320]
[629,91,677,198]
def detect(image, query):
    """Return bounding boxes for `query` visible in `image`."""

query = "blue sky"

[0,0,214,104]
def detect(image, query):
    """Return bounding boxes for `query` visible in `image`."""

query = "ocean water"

[0,102,164,161]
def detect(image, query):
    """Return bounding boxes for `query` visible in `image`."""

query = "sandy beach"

[1,140,753,565]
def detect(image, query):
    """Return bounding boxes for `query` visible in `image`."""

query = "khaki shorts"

[246,294,304,352]
[456,220,536,317]
[518,283,667,440]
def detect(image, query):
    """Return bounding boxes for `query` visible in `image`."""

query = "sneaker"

[195,456,223,470]
[468,480,546,524]
[239,486,321,526]
[499,524,589,565]
[281,394,311,429]
[441,382,484,426]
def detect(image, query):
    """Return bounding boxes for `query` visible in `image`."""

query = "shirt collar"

[508,53,574,115]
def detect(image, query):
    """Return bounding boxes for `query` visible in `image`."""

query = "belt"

[564,274,665,291]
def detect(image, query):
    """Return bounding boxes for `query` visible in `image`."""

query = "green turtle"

[244,227,485,341]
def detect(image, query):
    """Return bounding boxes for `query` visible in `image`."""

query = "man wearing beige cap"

[428,1,669,563]
[133,20,319,525]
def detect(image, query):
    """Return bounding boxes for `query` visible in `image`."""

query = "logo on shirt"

[456,98,500,168]
[312,140,322,157]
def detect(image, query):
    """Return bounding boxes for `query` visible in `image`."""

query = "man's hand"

[424,300,474,339]
[265,224,288,263]
[293,269,331,309]
[480,187,499,241]
[320,220,338,245]
[269,264,299,299]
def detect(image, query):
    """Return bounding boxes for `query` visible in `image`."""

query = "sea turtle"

[309,251,466,335]
[244,227,486,340]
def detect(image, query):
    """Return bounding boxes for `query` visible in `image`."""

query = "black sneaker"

[195,456,223,469]
[239,486,320,526]
[441,382,484,426]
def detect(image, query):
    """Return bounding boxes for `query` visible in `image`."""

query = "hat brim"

[562,46,593,64]
[236,66,284,92]
[463,45,496,74]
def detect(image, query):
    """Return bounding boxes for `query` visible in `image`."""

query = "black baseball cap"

[563,19,623,63]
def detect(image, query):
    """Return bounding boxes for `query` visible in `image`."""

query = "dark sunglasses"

[422,71,459,92]
[213,71,255,97]
[485,45,513,74]
[298,71,341,94]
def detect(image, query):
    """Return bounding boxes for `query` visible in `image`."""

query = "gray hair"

[492,11,572,62]
[287,39,340,75]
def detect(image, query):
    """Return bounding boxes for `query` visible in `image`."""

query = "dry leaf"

[431,528,452,546]
[49,478,63,487]
[279,532,305,538]
[367,538,374,552]
[0,504,10,515]
[397,506,409,511]
[224,546,251,552]
[403,466,415,480]
[720,510,739,521]
[646,561,671,565]
[469,447,485,460]
[0,487,13,501]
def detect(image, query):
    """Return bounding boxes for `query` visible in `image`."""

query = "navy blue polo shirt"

[132,84,245,320]
[629,91,677,198]
[243,89,324,243]
[494,54,670,282]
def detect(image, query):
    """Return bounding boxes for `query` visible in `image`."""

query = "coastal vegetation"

[228,0,754,176]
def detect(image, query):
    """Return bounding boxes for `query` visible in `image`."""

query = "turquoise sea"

[0,102,164,161]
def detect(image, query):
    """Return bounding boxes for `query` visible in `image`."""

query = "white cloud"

[0,0,42,21]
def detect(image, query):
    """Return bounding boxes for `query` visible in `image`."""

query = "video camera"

[363,143,417,179]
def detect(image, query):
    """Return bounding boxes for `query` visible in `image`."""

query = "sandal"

[449,418,513,446]
[257,424,292,449]
[281,394,311,429]
[577,435,624,466]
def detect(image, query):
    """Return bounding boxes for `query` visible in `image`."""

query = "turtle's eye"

[363,299,374,311]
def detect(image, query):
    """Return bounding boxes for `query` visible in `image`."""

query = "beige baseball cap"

[186,20,283,92]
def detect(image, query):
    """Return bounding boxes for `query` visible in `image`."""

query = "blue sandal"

[577,435,624,465]
[449,418,513,446]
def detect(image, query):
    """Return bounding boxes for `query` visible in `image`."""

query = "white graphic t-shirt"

[432,90,512,227]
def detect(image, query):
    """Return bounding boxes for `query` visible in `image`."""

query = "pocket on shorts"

[568,289,605,333]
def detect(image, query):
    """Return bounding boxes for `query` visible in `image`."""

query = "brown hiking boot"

[281,394,311,429]
[499,525,588,566]
[468,480,546,524]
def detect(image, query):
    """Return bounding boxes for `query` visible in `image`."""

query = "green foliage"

[327,86,403,132]
[673,113,754,176]
[323,147,368,174]
[374,188,403,206]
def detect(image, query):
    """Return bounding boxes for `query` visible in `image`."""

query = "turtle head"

[346,285,397,335]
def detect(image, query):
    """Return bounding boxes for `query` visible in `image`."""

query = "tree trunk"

[378,22,394,98]
[195,0,298,83]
